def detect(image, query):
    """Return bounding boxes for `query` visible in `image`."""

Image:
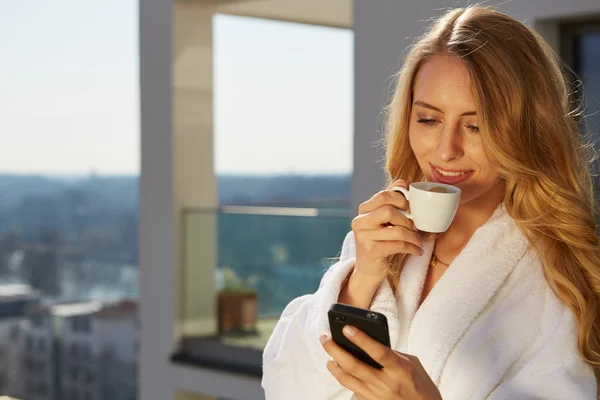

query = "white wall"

[351,0,600,212]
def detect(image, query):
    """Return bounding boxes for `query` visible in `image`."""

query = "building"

[56,300,138,400]
[23,300,138,400]
[24,307,57,400]
[138,0,600,399]
[0,284,40,400]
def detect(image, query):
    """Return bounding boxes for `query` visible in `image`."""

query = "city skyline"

[0,1,353,175]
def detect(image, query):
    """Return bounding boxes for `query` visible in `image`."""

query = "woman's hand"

[352,179,424,282]
[320,326,442,400]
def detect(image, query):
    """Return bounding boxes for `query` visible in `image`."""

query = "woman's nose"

[436,125,464,162]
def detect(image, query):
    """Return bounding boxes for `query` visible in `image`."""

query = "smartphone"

[327,303,391,369]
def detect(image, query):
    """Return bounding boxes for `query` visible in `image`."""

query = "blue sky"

[0,1,353,175]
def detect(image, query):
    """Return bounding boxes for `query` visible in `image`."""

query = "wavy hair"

[383,5,600,386]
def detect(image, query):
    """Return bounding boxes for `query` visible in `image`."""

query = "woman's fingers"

[368,240,424,258]
[359,189,410,215]
[321,334,380,392]
[353,205,415,230]
[326,360,374,399]
[355,226,424,256]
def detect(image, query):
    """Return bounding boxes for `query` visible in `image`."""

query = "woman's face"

[409,53,503,208]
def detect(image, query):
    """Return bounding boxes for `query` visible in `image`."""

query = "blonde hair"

[384,5,600,386]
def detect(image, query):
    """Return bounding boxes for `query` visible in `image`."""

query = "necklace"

[429,254,446,268]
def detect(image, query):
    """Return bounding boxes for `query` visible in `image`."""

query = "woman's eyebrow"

[413,100,477,116]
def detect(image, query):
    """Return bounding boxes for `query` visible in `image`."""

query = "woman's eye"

[417,118,437,127]
[465,124,480,133]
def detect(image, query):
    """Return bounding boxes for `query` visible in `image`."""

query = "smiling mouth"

[436,169,468,177]
[430,164,473,184]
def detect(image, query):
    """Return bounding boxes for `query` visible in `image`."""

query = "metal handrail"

[184,205,351,218]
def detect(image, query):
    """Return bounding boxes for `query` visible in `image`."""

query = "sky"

[0,1,353,175]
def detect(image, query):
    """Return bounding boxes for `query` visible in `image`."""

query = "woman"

[262,6,600,400]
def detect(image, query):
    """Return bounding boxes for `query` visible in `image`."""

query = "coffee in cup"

[427,186,449,193]
[390,182,460,233]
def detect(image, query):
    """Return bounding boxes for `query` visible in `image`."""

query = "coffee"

[427,186,448,193]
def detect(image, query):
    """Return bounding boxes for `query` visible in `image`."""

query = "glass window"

[84,367,94,384]
[562,23,600,188]
[578,33,600,148]
[39,381,48,396]
[37,360,45,374]
[82,344,91,362]
[69,365,78,381]
[0,1,139,398]
[176,14,353,375]
[81,317,92,333]
[9,324,20,341]
[70,343,79,361]
[31,315,45,328]
[26,358,34,373]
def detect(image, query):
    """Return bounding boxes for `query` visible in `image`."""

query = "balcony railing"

[172,206,351,376]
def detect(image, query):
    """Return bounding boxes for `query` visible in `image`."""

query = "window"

[69,365,78,381]
[38,382,48,396]
[0,3,139,399]
[39,338,46,354]
[81,317,92,333]
[36,360,45,374]
[561,21,600,170]
[82,344,91,362]
[26,358,33,373]
[175,14,353,376]
[31,315,45,328]
[573,32,600,141]
[70,343,79,360]
[9,325,20,341]
[84,367,94,384]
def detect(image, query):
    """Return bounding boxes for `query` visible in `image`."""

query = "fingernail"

[320,334,328,344]
[343,325,355,337]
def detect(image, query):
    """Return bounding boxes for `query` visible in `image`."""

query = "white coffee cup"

[390,182,461,233]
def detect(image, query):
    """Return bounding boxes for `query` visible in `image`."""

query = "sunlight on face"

[409,53,503,208]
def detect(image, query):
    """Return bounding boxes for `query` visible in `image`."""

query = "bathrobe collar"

[396,206,529,384]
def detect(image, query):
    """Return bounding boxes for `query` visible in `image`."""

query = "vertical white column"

[139,0,174,398]
[140,0,219,397]
[173,1,219,340]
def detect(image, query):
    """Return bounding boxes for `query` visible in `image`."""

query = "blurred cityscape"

[0,172,350,399]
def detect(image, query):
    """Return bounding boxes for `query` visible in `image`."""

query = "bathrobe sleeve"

[261,232,400,400]
[488,307,597,400]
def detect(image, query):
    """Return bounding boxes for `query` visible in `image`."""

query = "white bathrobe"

[262,206,597,399]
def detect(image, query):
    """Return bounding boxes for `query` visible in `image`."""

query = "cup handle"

[390,186,412,220]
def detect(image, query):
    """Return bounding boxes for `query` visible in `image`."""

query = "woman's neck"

[435,185,504,257]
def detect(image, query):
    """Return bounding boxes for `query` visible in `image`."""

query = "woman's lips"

[430,164,473,185]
